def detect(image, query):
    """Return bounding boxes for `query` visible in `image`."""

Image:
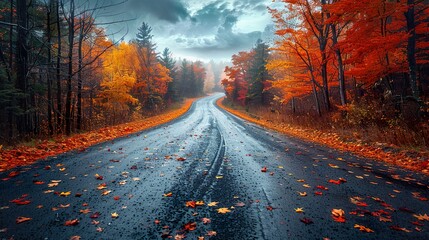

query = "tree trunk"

[312,80,321,117]
[56,0,62,133]
[65,0,75,135]
[9,0,13,72]
[331,24,347,106]
[16,0,30,135]
[46,3,54,135]
[77,17,84,131]
[405,0,419,102]
[321,52,330,111]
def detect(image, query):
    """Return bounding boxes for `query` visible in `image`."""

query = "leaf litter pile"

[0,99,195,172]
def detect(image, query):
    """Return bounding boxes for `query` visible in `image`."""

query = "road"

[1,93,428,240]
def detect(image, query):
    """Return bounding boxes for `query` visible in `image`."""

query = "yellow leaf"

[217,208,231,214]
[295,208,304,213]
[60,191,71,197]
[207,202,219,207]
[111,212,119,218]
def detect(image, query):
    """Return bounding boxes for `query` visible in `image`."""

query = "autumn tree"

[132,22,171,111]
[99,42,138,123]
[222,50,254,105]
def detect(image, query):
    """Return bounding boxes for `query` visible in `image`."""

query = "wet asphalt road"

[1,93,429,240]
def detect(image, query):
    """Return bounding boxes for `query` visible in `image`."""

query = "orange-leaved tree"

[221,51,255,105]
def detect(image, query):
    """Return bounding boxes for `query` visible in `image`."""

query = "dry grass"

[218,98,429,175]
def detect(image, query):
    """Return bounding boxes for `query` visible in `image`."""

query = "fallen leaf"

[69,236,81,240]
[60,204,70,208]
[186,201,196,208]
[60,191,71,197]
[183,222,197,231]
[95,174,103,180]
[261,167,267,172]
[389,225,411,232]
[80,208,91,214]
[413,213,429,221]
[101,190,111,196]
[16,217,32,224]
[354,224,374,233]
[207,202,219,207]
[298,192,307,197]
[111,212,119,218]
[379,216,392,222]
[295,208,304,213]
[163,192,173,197]
[196,201,205,206]
[176,157,186,161]
[202,218,211,224]
[332,209,346,223]
[206,231,217,236]
[65,219,79,226]
[300,217,313,225]
[113,196,120,201]
[174,234,186,240]
[328,179,341,185]
[235,202,246,207]
[217,208,231,214]
[328,164,339,169]
[96,227,103,232]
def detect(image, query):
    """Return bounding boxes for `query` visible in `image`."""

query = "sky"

[98,0,277,62]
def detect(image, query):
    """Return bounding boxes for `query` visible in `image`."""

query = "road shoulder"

[0,98,196,171]
[217,97,429,175]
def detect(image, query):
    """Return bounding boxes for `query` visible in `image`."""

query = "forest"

[222,0,429,148]
[0,0,209,144]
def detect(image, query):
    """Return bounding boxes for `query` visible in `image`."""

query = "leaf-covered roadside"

[217,98,429,175]
[0,99,195,172]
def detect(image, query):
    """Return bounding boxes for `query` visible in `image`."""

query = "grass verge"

[217,97,429,175]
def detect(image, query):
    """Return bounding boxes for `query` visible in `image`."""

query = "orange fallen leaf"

[16,217,31,224]
[163,192,173,197]
[186,201,196,208]
[65,219,79,226]
[183,222,197,231]
[354,224,374,233]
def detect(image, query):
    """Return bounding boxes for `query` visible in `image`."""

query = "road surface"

[1,93,428,239]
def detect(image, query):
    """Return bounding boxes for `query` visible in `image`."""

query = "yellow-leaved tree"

[99,42,139,123]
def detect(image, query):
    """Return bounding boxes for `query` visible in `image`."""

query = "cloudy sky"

[99,0,277,62]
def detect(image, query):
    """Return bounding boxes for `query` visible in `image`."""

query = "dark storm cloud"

[98,0,274,60]
[189,1,236,35]
[125,0,190,23]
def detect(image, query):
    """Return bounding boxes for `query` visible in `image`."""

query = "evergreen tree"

[159,48,178,103]
[247,39,271,105]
